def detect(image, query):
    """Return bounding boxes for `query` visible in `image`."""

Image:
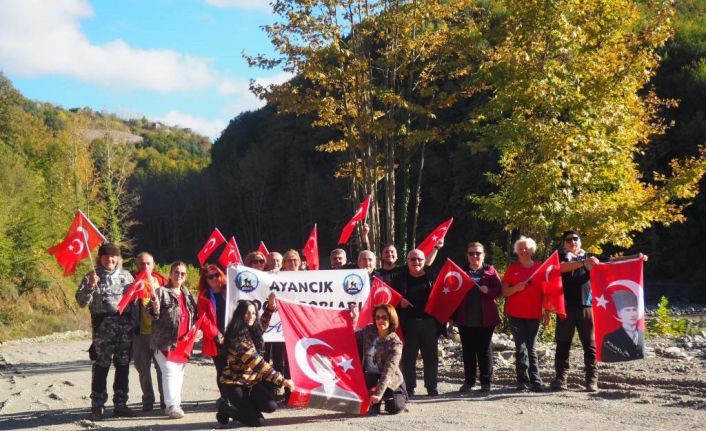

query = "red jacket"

[197,289,224,357]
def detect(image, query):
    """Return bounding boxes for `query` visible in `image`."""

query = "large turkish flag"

[425,258,476,324]
[47,210,106,276]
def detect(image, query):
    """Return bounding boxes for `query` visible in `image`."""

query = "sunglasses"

[206,274,220,280]
[565,236,580,242]
[408,257,424,262]
[252,259,266,264]
[467,251,483,256]
[374,315,389,321]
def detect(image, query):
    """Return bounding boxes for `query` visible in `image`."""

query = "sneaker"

[459,383,475,393]
[113,404,136,417]
[550,377,567,391]
[427,389,439,397]
[585,381,598,392]
[480,384,491,393]
[516,382,529,391]
[167,405,185,419]
[530,383,544,393]
[90,406,104,421]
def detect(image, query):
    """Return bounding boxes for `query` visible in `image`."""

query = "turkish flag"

[197,228,226,266]
[357,276,403,329]
[425,258,476,324]
[303,225,319,270]
[591,259,645,362]
[277,299,370,415]
[527,250,566,319]
[117,269,167,314]
[171,314,207,361]
[47,210,106,276]
[417,217,454,258]
[257,241,270,259]
[338,195,371,245]
[218,236,243,268]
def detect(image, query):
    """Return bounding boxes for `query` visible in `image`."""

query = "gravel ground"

[1,331,705,431]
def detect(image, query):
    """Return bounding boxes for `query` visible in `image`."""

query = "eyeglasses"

[252,259,266,264]
[174,271,187,276]
[408,257,424,262]
[467,251,483,256]
[374,315,389,321]
[206,274,220,280]
[285,258,299,262]
[565,236,580,242]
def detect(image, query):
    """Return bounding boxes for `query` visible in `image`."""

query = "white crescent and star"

[204,238,217,253]
[606,279,645,320]
[443,271,464,294]
[545,264,555,283]
[294,338,338,384]
[69,238,84,255]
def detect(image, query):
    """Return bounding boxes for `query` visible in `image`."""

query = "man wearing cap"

[75,243,136,420]
[600,290,644,362]
[550,230,647,392]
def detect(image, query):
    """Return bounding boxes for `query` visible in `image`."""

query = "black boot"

[216,397,234,425]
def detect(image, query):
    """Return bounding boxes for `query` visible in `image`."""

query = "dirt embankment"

[1,331,704,431]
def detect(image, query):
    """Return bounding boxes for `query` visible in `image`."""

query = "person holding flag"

[149,261,198,419]
[217,295,295,427]
[392,249,439,397]
[196,265,229,409]
[502,237,546,392]
[450,242,502,394]
[350,303,407,415]
[551,230,647,392]
[130,252,166,412]
[75,243,136,421]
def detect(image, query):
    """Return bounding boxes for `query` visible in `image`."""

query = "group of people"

[75,227,646,427]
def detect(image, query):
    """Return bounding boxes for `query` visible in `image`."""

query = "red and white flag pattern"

[278,299,370,415]
[197,228,226,266]
[417,217,453,258]
[171,314,208,361]
[527,250,566,319]
[218,236,243,268]
[303,225,319,270]
[357,276,403,329]
[47,210,106,276]
[338,195,371,245]
[425,258,477,324]
[117,269,168,314]
[257,241,270,259]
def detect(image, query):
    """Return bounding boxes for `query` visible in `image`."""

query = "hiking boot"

[427,388,439,397]
[530,382,545,393]
[113,404,136,418]
[142,402,153,412]
[479,384,491,394]
[516,382,530,391]
[90,406,104,421]
[216,397,237,424]
[459,382,475,393]
[550,377,567,391]
[585,379,598,392]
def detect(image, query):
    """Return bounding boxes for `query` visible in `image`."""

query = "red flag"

[338,195,371,245]
[303,225,320,270]
[47,210,106,276]
[417,218,453,258]
[425,258,476,324]
[527,250,566,319]
[197,228,226,266]
[218,236,243,268]
[357,276,403,329]
[257,241,270,259]
[277,299,370,415]
[590,259,645,363]
[117,269,166,314]
[172,314,208,360]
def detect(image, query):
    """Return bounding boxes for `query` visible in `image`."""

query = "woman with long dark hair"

[196,264,228,405]
[217,294,295,427]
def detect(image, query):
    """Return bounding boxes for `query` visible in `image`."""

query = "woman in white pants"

[149,261,197,419]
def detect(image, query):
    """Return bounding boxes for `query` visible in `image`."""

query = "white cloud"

[157,111,227,140]
[204,0,272,13]
[0,0,216,93]
[218,72,293,115]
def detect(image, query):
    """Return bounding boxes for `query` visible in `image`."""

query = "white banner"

[226,265,370,342]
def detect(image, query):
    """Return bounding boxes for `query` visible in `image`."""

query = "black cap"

[98,243,121,256]
[562,230,580,241]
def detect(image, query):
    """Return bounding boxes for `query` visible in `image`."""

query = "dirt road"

[1,331,704,431]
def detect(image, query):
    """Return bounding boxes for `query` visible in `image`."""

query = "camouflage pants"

[90,315,134,407]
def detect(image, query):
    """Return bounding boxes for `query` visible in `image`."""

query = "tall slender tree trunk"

[410,141,426,248]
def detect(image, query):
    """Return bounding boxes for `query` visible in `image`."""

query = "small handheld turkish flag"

[278,299,370,414]
[172,314,207,361]
[425,258,476,324]
[218,237,243,268]
[357,276,403,329]
[47,210,106,276]
[417,218,454,258]
[197,228,226,266]
[527,250,566,319]
[257,241,270,259]
[303,225,319,270]
[591,259,645,363]
[338,195,371,245]
[117,269,167,314]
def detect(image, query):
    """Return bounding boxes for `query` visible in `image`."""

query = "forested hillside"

[1,0,705,340]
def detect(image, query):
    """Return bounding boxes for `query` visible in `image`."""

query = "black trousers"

[224,383,277,427]
[509,317,542,385]
[212,349,227,399]
[401,317,438,391]
[365,372,406,414]
[554,307,597,379]
[458,325,495,386]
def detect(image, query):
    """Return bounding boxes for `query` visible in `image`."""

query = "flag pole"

[79,218,97,273]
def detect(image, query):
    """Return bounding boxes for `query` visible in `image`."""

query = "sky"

[0,0,290,139]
